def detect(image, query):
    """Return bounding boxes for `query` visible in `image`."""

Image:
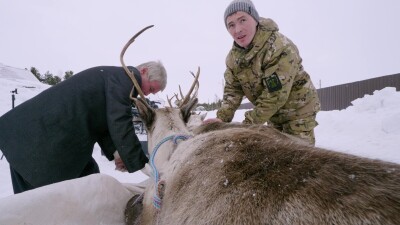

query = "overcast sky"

[1,0,399,103]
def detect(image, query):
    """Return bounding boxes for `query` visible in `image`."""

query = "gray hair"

[136,61,167,91]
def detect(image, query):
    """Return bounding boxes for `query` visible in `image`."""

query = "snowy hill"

[0,63,50,116]
[0,63,40,82]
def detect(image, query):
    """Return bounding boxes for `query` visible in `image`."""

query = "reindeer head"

[130,73,199,224]
[120,24,201,161]
[133,67,200,130]
[121,26,201,224]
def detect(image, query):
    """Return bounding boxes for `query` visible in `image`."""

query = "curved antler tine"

[180,67,200,108]
[189,70,200,99]
[120,25,154,107]
[178,85,185,101]
[167,94,174,107]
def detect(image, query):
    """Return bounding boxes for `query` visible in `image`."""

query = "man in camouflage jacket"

[213,0,320,144]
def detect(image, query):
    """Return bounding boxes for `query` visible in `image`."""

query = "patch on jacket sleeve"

[263,73,282,92]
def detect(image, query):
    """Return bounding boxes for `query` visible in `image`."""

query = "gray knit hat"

[224,0,260,27]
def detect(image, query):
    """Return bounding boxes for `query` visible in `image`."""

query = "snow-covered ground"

[1,63,400,201]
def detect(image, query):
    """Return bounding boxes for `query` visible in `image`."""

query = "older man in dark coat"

[0,62,167,194]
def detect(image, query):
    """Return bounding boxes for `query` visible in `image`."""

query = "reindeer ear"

[180,98,198,123]
[200,112,207,121]
[133,98,155,128]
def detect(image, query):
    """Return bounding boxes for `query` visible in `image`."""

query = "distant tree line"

[197,94,223,111]
[29,66,224,111]
[196,100,222,111]
[30,67,74,85]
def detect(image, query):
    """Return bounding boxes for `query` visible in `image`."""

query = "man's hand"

[114,151,127,172]
[202,118,223,125]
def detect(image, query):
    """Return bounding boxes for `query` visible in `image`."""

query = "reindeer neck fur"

[141,107,193,224]
[147,108,192,175]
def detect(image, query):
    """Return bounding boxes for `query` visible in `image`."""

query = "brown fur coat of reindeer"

[125,96,400,225]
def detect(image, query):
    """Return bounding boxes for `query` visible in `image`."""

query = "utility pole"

[11,88,18,109]
[1,89,18,160]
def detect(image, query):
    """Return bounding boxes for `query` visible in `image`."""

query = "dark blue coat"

[0,66,148,187]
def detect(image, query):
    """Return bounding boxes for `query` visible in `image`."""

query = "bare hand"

[202,118,223,125]
[115,157,127,172]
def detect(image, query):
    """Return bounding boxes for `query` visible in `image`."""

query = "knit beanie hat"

[224,0,260,27]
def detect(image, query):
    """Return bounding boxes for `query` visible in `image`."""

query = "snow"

[0,63,399,221]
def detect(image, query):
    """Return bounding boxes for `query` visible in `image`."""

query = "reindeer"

[122,27,400,225]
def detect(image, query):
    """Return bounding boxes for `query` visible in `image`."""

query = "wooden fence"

[317,73,400,111]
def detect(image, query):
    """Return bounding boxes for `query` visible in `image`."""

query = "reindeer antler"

[189,70,199,102]
[120,25,153,107]
[179,67,200,107]
[167,93,178,107]
[166,68,199,108]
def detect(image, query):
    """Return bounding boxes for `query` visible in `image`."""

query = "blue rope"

[149,134,192,210]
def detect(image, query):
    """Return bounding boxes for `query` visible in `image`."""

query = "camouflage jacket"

[217,18,320,125]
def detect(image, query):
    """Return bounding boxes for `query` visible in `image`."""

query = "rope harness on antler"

[149,134,192,210]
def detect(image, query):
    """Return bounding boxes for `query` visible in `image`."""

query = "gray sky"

[1,0,399,103]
